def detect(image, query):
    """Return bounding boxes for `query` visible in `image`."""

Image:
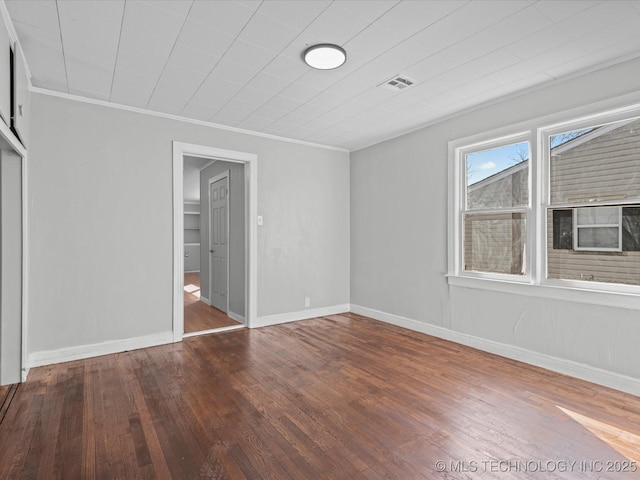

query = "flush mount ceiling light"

[303,44,346,70]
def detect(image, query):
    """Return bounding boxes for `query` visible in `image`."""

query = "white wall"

[0,150,22,385]
[26,92,350,360]
[351,56,640,392]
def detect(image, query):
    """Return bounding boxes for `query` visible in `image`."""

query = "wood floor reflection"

[184,272,240,333]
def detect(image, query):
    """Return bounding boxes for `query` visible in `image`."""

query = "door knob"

[209,249,214,253]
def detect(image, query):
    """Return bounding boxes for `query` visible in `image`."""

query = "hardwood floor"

[1,313,639,479]
[0,383,18,426]
[184,272,241,333]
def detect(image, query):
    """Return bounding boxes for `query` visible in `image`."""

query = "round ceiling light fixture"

[303,44,346,70]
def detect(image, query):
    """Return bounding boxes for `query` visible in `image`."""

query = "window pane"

[466,142,529,210]
[576,206,619,225]
[550,117,640,205]
[577,227,619,250]
[552,209,573,250]
[622,207,640,251]
[464,212,526,275]
[547,206,640,286]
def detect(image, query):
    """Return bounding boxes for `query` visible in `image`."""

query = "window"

[546,117,640,286]
[449,103,640,305]
[573,206,622,252]
[458,137,530,277]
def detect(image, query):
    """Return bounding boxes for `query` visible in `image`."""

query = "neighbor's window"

[463,140,529,275]
[547,117,640,286]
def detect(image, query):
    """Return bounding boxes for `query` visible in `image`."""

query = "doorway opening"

[172,143,257,340]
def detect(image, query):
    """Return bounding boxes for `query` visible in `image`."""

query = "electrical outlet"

[304,297,310,308]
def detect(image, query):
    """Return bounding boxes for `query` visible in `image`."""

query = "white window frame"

[573,206,622,252]
[448,100,640,310]
[450,130,533,284]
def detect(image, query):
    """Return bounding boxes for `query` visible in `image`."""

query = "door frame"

[207,170,230,313]
[172,142,257,341]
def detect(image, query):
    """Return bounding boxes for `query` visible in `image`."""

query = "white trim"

[573,206,622,252]
[253,304,350,328]
[173,142,185,341]
[551,119,635,154]
[448,98,640,307]
[21,152,28,381]
[540,103,640,147]
[31,87,348,153]
[200,296,210,305]
[450,131,532,281]
[350,304,640,397]
[28,332,174,368]
[349,52,640,152]
[228,311,245,324]
[173,142,258,341]
[183,324,244,338]
[0,112,26,158]
[447,275,640,310]
[0,2,32,88]
[207,170,230,314]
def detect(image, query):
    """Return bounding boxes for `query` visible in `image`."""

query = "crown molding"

[351,51,640,153]
[29,86,350,154]
[0,1,33,88]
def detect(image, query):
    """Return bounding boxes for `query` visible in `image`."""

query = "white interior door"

[209,175,228,312]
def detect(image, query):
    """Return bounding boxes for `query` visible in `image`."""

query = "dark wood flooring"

[184,272,240,333]
[1,313,639,479]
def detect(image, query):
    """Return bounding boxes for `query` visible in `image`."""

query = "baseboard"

[253,304,350,328]
[350,304,640,397]
[228,311,245,324]
[200,296,210,305]
[28,331,175,369]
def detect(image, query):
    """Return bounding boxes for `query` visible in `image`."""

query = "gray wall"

[27,92,350,354]
[199,160,245,317]
[0,150,22,385]
[351,56,640,381]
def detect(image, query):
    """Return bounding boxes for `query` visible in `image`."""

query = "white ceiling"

[6,0,640,151]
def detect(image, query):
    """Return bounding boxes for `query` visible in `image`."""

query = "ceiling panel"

[8,0,640,151]
[258,0,332,31]
[372,0,465,38]
[187,0,258,37]
[238,12,301,53]
[166,43,220,75]
[174,19,235,59]
[144,0,193,18]
[181,100,221,121]
[10,20,67,91]
[5,0,59,33]
[245,71,293,95]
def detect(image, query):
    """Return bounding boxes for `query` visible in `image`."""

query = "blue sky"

[466,141,529,185]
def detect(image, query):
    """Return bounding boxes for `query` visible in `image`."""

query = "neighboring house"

[465,161,528,275]
[547,117,640,286]
[466,118,640,285]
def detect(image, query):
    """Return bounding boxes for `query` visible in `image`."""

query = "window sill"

[446,274,640,311]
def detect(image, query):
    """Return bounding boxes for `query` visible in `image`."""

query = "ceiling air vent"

[379,74,416,92]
